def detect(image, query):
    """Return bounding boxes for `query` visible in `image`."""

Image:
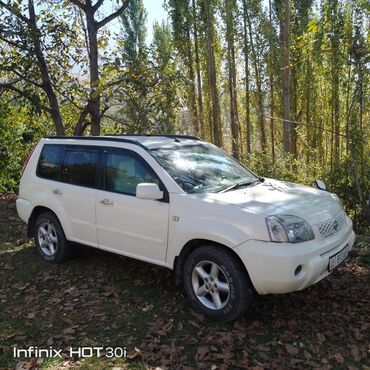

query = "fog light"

[294,265,303,276]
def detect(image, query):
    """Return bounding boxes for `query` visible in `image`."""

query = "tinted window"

[37,145,62,180]
[105,150,159,195]
[61,147,99,187]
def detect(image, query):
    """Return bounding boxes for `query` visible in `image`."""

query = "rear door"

[38,144,100,247]
[95,147,169,264]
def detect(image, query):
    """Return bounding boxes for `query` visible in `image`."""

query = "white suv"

[17,135,355,321]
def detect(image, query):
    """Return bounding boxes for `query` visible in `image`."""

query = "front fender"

[166,193,267,267]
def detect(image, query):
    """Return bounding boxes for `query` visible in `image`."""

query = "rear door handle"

[52,188,63,195]
[99,199,114,206]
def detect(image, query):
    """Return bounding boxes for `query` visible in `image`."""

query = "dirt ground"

[0,196,369,370]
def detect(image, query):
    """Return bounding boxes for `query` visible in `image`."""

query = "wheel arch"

[27,206,62,238]
[174,239,252,286]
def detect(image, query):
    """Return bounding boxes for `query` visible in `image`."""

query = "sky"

[101,0,271,44]
[101,0,168,44]
[143,0,168,42]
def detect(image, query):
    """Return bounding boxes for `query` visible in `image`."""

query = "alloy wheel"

[191,260,230,310]
[38,221,58,256]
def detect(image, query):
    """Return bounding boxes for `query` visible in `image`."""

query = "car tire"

[34,212,71,263]
[183,245,253,322]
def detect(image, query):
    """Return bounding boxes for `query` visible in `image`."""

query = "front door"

[96,148,169,264]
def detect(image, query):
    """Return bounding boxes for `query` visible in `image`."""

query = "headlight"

[266,215,314,243]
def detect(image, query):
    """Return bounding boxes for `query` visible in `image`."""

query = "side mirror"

[136,183,163,200]
[314,179,327,191]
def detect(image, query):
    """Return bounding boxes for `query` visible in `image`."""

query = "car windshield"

[149,143,257,194]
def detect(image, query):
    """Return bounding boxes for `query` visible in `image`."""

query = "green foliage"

[119,0,148,64]
[0,104,47,193]
[0,0,369,232]
[0,1,87,117]
[111,9,183,134]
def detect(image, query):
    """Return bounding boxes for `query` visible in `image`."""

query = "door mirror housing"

[314,179,327,191]
[136,183,163,200]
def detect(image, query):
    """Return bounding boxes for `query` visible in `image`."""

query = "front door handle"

[52,188,63,195]
[99,199,114,206]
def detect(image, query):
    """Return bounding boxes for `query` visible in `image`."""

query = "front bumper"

[234,219,356,295]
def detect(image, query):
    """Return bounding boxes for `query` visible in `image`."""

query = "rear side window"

[37,145,62,180]
[61,148,99,187]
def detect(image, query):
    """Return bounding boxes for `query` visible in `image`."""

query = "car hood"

[205,178,342,224]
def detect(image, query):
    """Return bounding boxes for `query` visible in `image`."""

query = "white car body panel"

[96,189,169,265]
[206,178,343,224]
[166,192,267,266]
[235,219,355,294]
[16,137,356,296]
[48,181,98,246]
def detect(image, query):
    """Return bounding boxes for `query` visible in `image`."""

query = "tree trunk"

[225,0,240,159]
[242,0,251,155]
[291,68,298,157]
[305,57,311,165]
[185,22,199,135]
[268,0,275,162]
[345,65,351,155]
[204,0,222,147]
[280,0,291,154]
[28,0,65,135]
[86,9,100,136]
[230,24,241,156]
[245,6,265,151]
[192,0,204,137]
[331,0,340,167]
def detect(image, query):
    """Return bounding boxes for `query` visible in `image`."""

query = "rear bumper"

[16,197,32,224]
[234,219,356,295]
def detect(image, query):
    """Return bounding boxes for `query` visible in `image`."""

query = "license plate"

[328,244,349,272]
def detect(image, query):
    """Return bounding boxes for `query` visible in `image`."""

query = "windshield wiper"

[218,179,259,193]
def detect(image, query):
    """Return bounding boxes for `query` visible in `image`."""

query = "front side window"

[149,143,257,194]
[105,150,159,195]
[61,148,99,187]
[37,144,62,180]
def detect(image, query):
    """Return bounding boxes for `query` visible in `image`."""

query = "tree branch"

[78,8,90,57]
[0,81,52,113]
[0,33,24,49]
[0,0,32,25]
[74,102,91,135]
[93,0,105,11]
[67,0,86,11]
[3,67,43,88]
[52,83,84,110]
[27,0,65,135]
[102,114,130,127]
[96,0,130,29]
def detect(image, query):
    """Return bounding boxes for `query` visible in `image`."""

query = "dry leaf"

[285,343,299,356]
[190,309,205,321]
[127,347,142,360]
[333,353,344,364]
[196,346,209,360]
[157,319,173,336]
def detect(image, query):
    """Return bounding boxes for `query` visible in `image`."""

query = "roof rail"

[44,135,148,149]
[105,134,202,140]
[44,134,201,149]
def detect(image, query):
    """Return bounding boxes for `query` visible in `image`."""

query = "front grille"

[316,212,346,239]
